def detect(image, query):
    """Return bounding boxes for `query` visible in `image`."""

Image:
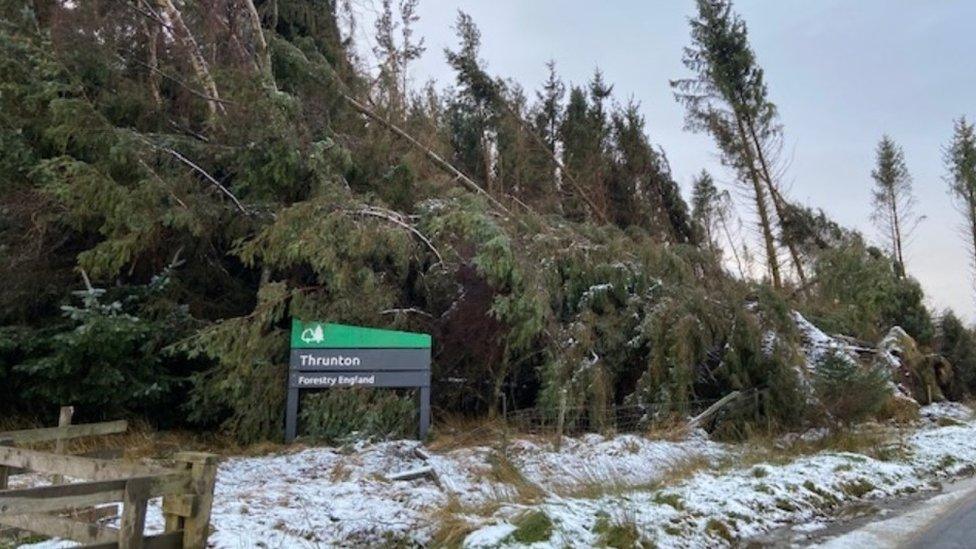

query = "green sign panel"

[291,320,431,349]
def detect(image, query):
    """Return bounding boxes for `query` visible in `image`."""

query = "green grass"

[840,478,876,498]
[594,514,653,548]
[706,518,734,543]
[509,510,553,544]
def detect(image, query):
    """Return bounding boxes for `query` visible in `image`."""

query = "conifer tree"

[672,0,806,289]
[946,117,976,295]
[936,311,976,394]
[608,102,696,241]
[534,61,565,155]
[691,171,746,276]
[446,14,606,220]
[531,61,565,206]
[692,171,723,252]
[870,136,919,277]
[373,0,425,118]
[559,86,601,219]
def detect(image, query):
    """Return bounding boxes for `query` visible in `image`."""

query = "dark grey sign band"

[289,349,431,371]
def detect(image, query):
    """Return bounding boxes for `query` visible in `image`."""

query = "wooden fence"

[0,409,217,548]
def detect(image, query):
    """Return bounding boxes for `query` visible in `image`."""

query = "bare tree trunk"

[340,92,512,216]
[482,133,494,194]
[497,101,608,223]
[241,0,275,90]
[742,116,808,286]
[154,0,224,119]
[718,210,747,279]
[967,185,976,294]
[143,19,162,107]
[734,118,782,289]
[890,189,906,276]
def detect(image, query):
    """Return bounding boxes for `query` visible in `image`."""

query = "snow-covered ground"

[15,403,976,548]
[150,431,727,547]
[11,310,976,548]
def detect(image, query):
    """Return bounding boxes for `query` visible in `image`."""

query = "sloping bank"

[15,404,975,548]
[20,404,951,548]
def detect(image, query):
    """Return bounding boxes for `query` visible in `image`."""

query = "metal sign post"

[285,320,432,443]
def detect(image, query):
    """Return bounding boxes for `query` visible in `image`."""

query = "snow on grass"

[458,403,976,548]
[172,433,725,547]
[919,400,973,423]
[9,433,722,548]
[13,404,976,548]
[505,431,724,494]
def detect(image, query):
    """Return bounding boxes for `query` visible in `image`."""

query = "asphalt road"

[904,489,976,549]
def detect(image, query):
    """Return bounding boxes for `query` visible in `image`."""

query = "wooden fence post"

[0,438,11,490]
[167,452,218,549]
[555,389,567,451]
[118,477,150,549]
[53,406,74,485]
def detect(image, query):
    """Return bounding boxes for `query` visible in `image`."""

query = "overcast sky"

[353,0,976,322]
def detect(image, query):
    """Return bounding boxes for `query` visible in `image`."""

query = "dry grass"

[556,453,714,500]
[735,427,909,470]
[641,415,693,442]
[427,496,507,548]
[427,415,511,451]
[0,416,298,462]
[487,450,545,502]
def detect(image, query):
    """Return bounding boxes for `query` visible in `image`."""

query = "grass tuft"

[487,450,545,502]
[509,510,553,544]
[840,478,875,498]
[652,492,685,510]
[706,518,734,543]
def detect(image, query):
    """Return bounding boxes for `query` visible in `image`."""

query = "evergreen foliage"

[936,312,976,395]
[870,136,919,277]
[300,389,416,442]
[813,352,890,426]
[945,117,976,299]
[0,0,961,443]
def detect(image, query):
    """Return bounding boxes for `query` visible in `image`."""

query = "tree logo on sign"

[300,324,325,344]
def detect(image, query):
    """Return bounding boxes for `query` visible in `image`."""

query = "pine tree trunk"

[891,188,906,277]
[241,0,275,91]
[967,187,976,291]
[155,0,223,119]
[143,20,161,107]
[751,173,781,289]
[482,133,494,194]
[734,118,782,289]
[742,114,808,286]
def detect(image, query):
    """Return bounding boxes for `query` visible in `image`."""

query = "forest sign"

[285,320,432,442]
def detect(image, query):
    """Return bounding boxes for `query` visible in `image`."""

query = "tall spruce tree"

[373,0,425,119]
[946,117,976,297]
[532,61,565,207]
[870,136,919,277]
[672,0,806,289]
[692,171,722,252]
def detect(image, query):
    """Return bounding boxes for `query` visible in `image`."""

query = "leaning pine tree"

[945,117,976,296]
[672,0,807,289]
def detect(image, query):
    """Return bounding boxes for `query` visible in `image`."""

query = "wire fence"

[500,395,752,436]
